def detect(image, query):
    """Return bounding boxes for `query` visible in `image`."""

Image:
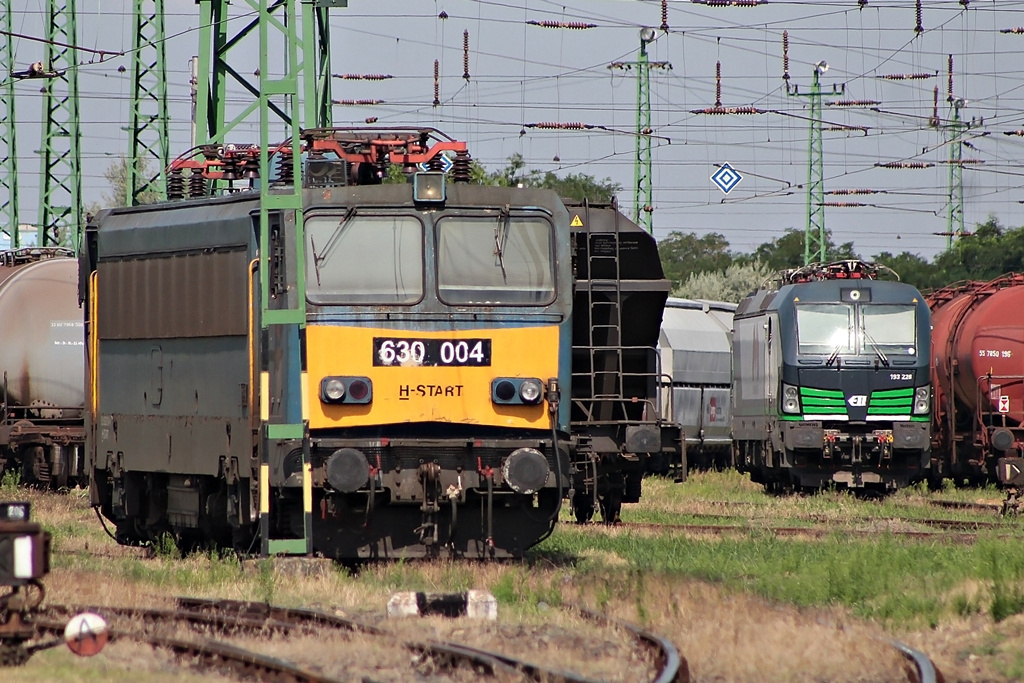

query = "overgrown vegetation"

[673,260,772,302]
[1,466,20,491]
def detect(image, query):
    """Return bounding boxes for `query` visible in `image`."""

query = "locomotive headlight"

[413,172,446,204]
[519,379,543,405]
[782,383,801,414]
[913,386,930,414]
[320,376,373,405]
[322,378,346,402]
[492,377,544,405]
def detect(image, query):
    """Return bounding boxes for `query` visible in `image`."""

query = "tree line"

[661,217,1024,302]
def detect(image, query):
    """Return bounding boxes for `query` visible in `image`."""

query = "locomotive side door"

[764,313,783,454]
[764,315,777,418]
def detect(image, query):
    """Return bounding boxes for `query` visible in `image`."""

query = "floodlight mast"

[128,0,170,206]
[608,28,671,234]
[786,57,843,265]
[931,55,972,252]
[38,0,82,250]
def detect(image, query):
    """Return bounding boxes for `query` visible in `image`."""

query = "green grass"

[538,526,1024,627]
[537,470,1024,629]
[997,649,1024,681]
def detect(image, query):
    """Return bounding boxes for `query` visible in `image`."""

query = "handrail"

[248,258,259,427]
[89,271,99,415]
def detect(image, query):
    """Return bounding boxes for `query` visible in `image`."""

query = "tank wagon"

[0,248,86,488]
[926,274,1024,496]
[82,129,681,559]
[732,260,932,492]
[659,298,736,469]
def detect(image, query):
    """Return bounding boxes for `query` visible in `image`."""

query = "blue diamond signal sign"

[711,163,743,194]
[418,152,454,174]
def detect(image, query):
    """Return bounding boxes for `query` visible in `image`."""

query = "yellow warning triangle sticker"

[570,214,583,227]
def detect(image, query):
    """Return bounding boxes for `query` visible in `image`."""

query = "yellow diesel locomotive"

[83,129,679,558]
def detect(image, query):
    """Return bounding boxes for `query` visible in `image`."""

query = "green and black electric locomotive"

[732,260,932,493]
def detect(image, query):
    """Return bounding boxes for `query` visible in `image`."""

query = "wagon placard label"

[50,319,84,347]
[1000,395,1011,413]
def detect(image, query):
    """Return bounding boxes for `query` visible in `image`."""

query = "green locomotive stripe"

[800,388,845,398]
[800,406,847,414]
[871,388,915,398]
[910,415,930,422]
[801,397,847,406]
[868,398,913,407]
[868,407,911,414]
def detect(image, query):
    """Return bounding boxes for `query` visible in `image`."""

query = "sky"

[5,0,1024,261]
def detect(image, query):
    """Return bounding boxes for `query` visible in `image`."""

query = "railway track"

[40,598,687,683]
[928,499,1003,513]
[39,596,939,681]
[602,520,1006,544]
[678,510,1012,531]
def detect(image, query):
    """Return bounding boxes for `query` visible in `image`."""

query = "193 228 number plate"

[373,337,491,367]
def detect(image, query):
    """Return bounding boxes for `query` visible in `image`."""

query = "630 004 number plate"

[373,337,491,367]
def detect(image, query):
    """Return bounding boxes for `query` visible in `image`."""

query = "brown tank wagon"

[927,275,1024,492]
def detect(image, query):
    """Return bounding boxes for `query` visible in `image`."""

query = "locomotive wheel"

[764,478,787,496]
[114,519,149,547]
[20,446,48,487]
[572,490,595,524]
[599,489,622,524]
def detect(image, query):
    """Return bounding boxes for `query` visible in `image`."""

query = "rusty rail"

[34,616,342,683]
[929,499,1002,513]
[671,511,1010,532]
[569,604,686,683]
[887,638,943,683]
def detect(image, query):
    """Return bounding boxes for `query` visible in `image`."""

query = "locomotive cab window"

[306,213,424,305]
[861,304,917,355]
[796,304,854,355]
[796,302,918,357]
[436,214,555,306]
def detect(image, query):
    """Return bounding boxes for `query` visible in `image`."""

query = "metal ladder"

[583,200,625,422]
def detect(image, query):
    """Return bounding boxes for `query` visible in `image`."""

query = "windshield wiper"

[826,344,844,368]
[311,207,357,286]
[494,203,509,282]
[310,235,322,286]
[861,327,890,367]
